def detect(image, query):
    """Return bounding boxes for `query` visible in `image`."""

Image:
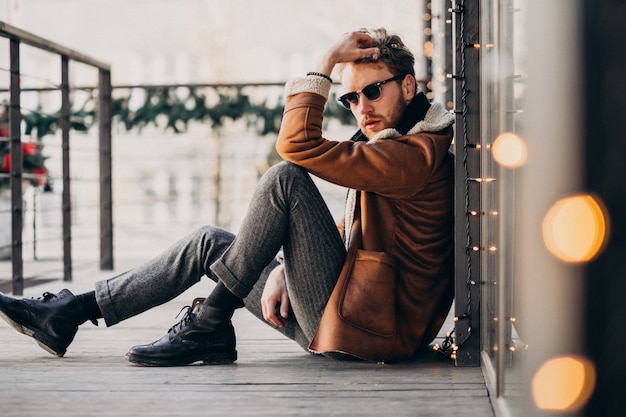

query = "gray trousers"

[94,162,346,350]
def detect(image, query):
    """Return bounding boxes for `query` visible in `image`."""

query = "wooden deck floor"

[0,128,497,416]
[0,257,493,417]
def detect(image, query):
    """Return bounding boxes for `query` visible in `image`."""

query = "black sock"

[204,281,244,311]
[75,291,103,323]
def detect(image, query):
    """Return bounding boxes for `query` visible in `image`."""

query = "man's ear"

[402,75,416,100]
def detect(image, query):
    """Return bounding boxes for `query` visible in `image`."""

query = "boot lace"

[168,297,205,336]
[34,292,56,301]
[31,291,98,326]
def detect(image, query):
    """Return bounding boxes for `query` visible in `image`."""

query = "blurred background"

[0,0,433,263]
[0,1,624,416]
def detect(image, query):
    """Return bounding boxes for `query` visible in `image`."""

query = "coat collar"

[350,92,455,143]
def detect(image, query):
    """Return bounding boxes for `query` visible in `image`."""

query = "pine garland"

[1,85,357,139]
[0,85,358,190]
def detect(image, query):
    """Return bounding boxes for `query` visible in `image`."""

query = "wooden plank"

[0,275,493,417]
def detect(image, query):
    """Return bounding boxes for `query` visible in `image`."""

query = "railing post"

[0,21,112,290]
[98,69,113,270]
[9,37,23,295]
[60,55,72,281]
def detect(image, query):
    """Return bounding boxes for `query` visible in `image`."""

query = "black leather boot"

[125,298,237,367]
[0,289,97,357]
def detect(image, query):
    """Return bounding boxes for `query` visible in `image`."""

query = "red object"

[1,153,9,172]
[32,167,46,185]
[22,142,38,155]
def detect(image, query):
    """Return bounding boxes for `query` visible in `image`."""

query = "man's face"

[340,63,413,139]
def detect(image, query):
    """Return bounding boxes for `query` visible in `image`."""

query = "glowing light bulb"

[532,356,596,411]
[492,132,528,168]
[424,41,433,58]
[542,194,608,263]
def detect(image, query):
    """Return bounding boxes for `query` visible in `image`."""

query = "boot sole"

[0,309,66,357]
[125,349,237,367]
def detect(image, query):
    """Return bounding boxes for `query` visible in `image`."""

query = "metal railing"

[0,21,113,295]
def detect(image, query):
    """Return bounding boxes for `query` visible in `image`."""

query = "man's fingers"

[280,292,290,319]
[351,30,374,44]
[264,308,278,326]
[261,300,270,322]
[271,305,284,327]
[263,300,284,327]
[360,47,380,60]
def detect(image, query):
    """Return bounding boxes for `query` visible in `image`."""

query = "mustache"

[361,115,383,124]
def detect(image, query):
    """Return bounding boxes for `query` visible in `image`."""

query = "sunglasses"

[337,75,405,110]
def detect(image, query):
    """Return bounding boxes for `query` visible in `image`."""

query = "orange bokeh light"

[542,194,608,263]
[492,132,528,168]
[532,355,596,411]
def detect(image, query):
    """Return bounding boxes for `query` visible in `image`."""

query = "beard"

[360,96,409,139]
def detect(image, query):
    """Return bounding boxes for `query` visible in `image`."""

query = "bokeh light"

[542,194,608,263]
[532,356,596,411]
[491,132,528,168]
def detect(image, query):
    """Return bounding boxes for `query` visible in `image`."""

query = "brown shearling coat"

[276,81,455,362]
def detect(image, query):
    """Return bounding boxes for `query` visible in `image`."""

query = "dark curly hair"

[338,28,415,79]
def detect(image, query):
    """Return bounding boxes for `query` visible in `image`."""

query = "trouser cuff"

[94,280,121,327]
[209,259,253,299]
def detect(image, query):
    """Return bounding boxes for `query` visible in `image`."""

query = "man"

[0,28,455,365]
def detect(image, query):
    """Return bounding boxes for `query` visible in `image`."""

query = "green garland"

[1,85,356,139]
[112,86,356,135]
[0,86,358,190]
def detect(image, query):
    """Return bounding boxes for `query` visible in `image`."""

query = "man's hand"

[261,264,290,327]
[315,31,381,78]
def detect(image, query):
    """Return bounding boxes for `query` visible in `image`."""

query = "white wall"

[0,0,428,261]
[0,0,426,85]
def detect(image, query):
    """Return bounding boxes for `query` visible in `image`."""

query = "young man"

[0,28,455,365]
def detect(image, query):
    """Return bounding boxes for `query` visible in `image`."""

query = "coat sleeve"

[276,91,453,199]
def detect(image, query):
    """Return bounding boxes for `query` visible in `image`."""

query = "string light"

[424,41,434,58]
[492,132,528,168]
[453,0,476,362]
[467,177,496,183]
[542,194,608,263]
[432,331,459,360]
[532,356,596,412]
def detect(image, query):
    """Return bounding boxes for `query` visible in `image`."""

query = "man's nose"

[357,95,374,114]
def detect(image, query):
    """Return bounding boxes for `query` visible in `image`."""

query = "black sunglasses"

[337,75,405,110]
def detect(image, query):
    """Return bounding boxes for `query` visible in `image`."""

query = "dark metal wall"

[452,0,481,366]
[583,1,626,415]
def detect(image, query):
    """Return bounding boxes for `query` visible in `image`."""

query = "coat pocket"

[338,249,397,337]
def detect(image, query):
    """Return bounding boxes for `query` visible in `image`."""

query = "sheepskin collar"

[350,92,455,143]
